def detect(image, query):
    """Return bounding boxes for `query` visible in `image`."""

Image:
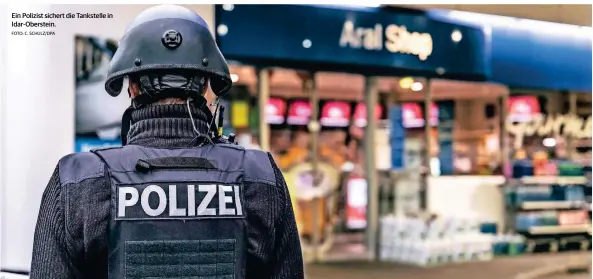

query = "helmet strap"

[120,104,135,146]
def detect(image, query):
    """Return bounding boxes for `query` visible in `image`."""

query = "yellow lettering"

[362,28,377,50]
[581,117,592,138]
[384,24,433,61]
[339,20,361,48]
[384,24,402,53]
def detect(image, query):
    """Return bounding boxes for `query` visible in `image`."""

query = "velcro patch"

[125,239,236,278]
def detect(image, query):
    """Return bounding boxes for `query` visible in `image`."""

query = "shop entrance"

[214,4,492,263]
[221,65,510,262]
[222,66,387,262]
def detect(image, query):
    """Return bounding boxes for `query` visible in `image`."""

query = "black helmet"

[104,4,232,99]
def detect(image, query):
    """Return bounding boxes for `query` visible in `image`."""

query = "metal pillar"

[303,73,321,263]
[421,79,432,211]
[306,74,319,179]
[257,68,271,151]
[364,76,379,261]
[567,92,578,159]
[499,92,511,233]
[500,92,509,181]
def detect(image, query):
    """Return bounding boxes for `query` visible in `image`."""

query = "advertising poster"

[287,99,311,125]
[74,35,126,152]
[320,101,351,127]
[345,176,368,230]
[402,103,439,128]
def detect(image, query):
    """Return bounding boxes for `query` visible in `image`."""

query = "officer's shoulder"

[215,142,245,151]
[57,150,107,185]
[241,148,276,187]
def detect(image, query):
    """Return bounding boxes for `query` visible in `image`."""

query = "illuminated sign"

[506,114,592,148]
[339,20,433,61]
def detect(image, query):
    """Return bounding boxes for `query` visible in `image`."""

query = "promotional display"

[507,96,541,123]
[283,162,341,259]
[380,215,494,266]
[265,97,287,125]
[345,176,368,229]
[402,103,439,128]
[287,99,312,125]
[320,101,351,127]
[74,35,124,152]
[353,103,383,127]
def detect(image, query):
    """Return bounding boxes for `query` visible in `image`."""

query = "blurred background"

[2,4,593,279]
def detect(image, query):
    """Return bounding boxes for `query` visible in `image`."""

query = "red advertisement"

[507,96,541,123]
[346,177,367,229]
[265,97,287,124]
[402,103,438,128]
[287,99,311,125]
[353,103,383,127]
[320,101,351,127]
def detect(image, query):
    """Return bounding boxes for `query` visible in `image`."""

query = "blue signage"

[216,5,489,80]
[437,101,455,175]
[389,105,405,170]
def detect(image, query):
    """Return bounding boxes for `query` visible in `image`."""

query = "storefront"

[214,4,494,262]
[431,9,592,255]
[214,4,591,263]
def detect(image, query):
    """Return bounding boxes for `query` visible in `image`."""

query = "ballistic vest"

[58,143,276,279]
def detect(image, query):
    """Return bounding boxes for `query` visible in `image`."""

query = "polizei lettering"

[339,20,433,61]
[117,184,244,220]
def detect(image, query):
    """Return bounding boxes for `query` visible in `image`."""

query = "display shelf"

[526,224,591,235]
[519,201,587,210]
[506,172,590,237]
[520,176,588,185]
[506,161,592,255]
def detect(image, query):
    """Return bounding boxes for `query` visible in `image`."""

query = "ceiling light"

[217,24,228,36]
[451,30,462,43]
[302,39,312,48]
[399,77,414,89]
[411,82,423,92]
[222,4,234,11]
[543,138,557,148]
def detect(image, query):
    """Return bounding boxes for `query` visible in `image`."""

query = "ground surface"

[305,252,591,279]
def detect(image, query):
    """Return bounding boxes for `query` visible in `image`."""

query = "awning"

[215,4,490,81]
[428,9,592,92]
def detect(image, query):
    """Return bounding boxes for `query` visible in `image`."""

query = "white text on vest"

[118,184,243,218]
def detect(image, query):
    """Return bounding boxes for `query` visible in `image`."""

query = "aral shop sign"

[339,20,434,61]
[506,114,592,148]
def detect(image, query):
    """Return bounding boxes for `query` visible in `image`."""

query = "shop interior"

[219,64,521,261]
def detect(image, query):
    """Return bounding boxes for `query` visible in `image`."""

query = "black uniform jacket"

[30,105,304,279]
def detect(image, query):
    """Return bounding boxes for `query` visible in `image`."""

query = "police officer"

[31,5,304,279]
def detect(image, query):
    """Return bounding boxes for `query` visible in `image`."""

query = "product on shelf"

[492,234,526,256]
[379,215,494,266]
[506,160,592,244]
